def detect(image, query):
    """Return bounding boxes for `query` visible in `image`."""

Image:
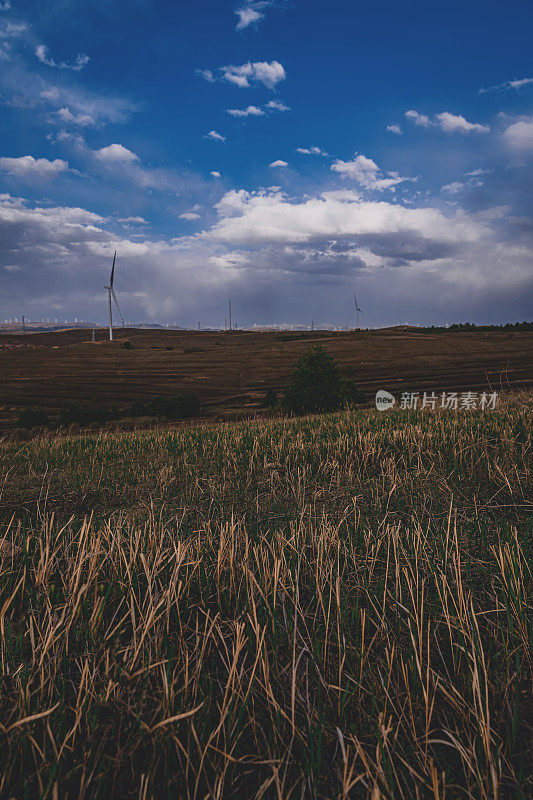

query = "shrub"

[59,403,77,426]
[130,400,149,417]
[261,388,278,408]
[342,380,366,406]
[280,333,304,342]
[174,393,201,418]
[17,407,50,430]
[284,346,343,414]
[122,339,134,350]
[147,393,201,420]
[148,396,174,418]
[59,403,120,427]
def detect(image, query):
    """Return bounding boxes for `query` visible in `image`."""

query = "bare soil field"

[0,327,531,427]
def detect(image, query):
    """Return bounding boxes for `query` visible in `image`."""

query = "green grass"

[0,399,531,799]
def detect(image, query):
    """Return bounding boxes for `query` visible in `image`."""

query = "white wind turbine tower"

[353,292,364,329]
[105,251,125,341]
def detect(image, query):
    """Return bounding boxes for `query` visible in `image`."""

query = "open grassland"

[0,328,532,428]
[0,399,531,798]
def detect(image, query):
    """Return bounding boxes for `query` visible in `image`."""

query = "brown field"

[0,327,531,427]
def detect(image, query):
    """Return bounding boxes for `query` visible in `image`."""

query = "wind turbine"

[105,251,125,341]
[353,292,364,330]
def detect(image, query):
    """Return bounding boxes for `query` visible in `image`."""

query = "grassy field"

[0,328,532,428]
[0,399,531,798]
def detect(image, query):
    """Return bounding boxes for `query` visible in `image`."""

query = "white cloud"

[210,171,221,178]
[35,44,90,71]
[265,100,290,112]
[215,189,255,218]
[405,109,489,134]
[405,110,431,127]
[480,77,533,93]
[0,155,68,178]
[227,105,265,117]
[296,146,327,156]
[331,154,379,186]
[441,176,485,195]
[209,252,249,269]
[321,189,361,202]
[436,112,489,134]
[0,2,12,9]
[0,20,26,58]
[179,212,201,220]
[206,187,487,247]
[0,21,27,37]
[1,190,530,327]
[0,193,246,323]
[205,130,226,141]
[40,86,136,126]
[387,124,402,135]
[227,100,289,117]
[47,137,207,193]
[235,1,282,31]
[502,119,533,152]
[46,129,86,148]
[94,144,139,163]
[331,154,412,191]
[41,87,60,101]
[56,106,96,126]
[196,68,215,83]
[269,160,288,168]
[118,216,147,225]
[221,60,285,89]
[441,181,465,195]
[235,7,264,30]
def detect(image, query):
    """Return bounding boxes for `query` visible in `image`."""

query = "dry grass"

[0,398,531,798]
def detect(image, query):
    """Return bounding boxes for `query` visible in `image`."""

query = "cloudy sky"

[0,0,532,328]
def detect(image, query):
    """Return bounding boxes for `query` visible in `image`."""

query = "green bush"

[342,380,366,406]
[284,346,343,414]
[17,407,50,430]
[59,403,120,427]
[130,400,149,417]
[147,393,201,420]
[261,388,278,408]
[280,333,305,342]
[60,394,203,425]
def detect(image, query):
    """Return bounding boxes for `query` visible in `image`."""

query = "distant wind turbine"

[105,251,125,341]
[353,292,364,329]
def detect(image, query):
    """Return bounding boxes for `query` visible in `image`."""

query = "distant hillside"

[0,326,531,431]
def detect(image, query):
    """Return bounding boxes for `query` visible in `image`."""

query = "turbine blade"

[110,251,116,287]
[111,287,125,327]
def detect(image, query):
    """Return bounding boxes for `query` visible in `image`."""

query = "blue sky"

[0,0,532,327]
